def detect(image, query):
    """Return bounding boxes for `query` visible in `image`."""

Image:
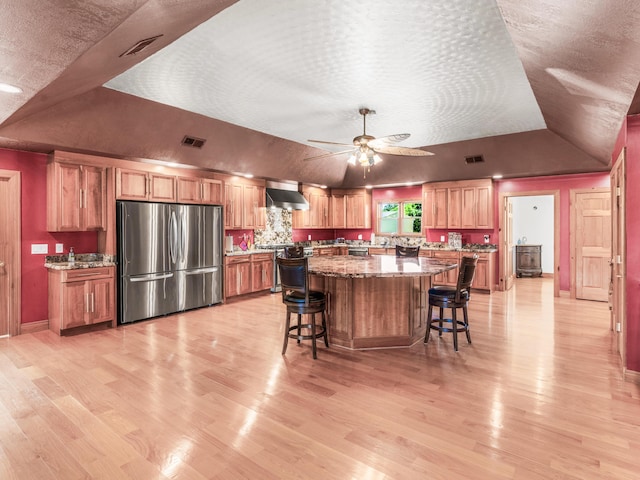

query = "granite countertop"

[308,255,457,278]
[45,253,116,270]
[225,248,276,256]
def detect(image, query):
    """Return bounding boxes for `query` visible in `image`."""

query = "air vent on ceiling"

[119,34,163,57]
[464,154,485,164]
[181,135,206,149]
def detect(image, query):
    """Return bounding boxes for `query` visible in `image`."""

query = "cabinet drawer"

[225,255,251,265]
[62,267,113,282]
[250,252,273,262]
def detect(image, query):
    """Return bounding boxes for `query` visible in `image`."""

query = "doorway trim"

[0,169,21,336]
[498,189,560,297]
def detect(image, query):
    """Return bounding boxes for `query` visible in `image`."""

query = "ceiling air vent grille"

[119,35,163,57]
[465,154,485,164]
[181,135,206,149]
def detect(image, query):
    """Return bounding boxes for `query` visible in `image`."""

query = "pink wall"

[623,116,640,371]
[0,148,97,324]
[495,173,610,291]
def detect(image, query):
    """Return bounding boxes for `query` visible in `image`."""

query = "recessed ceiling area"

[0,0,639,188]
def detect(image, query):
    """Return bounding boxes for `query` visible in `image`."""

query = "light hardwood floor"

[1,278,639,479]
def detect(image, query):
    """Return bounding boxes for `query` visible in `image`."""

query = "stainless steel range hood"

[266,188,309,210]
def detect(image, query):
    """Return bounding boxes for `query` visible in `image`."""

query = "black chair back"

[283,246,304,258]
[277,256,311,303]
[396,245,420,257]
[455,256,478,302]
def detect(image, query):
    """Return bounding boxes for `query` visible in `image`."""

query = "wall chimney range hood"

[266,188,309,210]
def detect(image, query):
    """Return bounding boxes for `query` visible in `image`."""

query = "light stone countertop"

[307,255,457,278]
[44,253,115,270]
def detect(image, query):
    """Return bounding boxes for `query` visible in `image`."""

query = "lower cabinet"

[225,253,274,298]
[429,250,494,292]
[251,253,274,292]
[431,251,460,287]
[48,266,115,334]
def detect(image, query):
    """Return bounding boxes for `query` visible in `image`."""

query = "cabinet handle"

[79,189,83,208]
[91,292,95,313]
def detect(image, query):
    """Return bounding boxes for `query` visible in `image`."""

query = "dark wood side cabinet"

[515,245,542,277]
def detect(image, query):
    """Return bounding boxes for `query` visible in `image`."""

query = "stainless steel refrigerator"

[117,201,223,324]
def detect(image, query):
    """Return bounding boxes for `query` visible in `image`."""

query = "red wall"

[623,116,640,371]
[0,148,97,324]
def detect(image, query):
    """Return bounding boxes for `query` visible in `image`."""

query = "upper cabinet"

[422,185,447,229]
[330,192,346,228]
[293,186,330,229]
[47,159,106,231]
[177,176,223,205]
[335,188,372,228]
[422,179,493,230]
[219,174,266,230]
[116,168,176,202]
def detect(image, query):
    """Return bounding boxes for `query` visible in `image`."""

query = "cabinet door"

[433,188,448,229]
[56,163,82,230]
[331,194,346,228]
[225,264,238,297]
[201,178,223,205]
[62,282,89,329]
[149,173,176,202]
[83,165,106,230]
[475,183,493,228]
[243,185,260,228]
[177,176,201,203]
[91,277,114,324]
[461,186,476,229]
[311,193,329,228]
[473,258,489,290]
[238,262,252,295]
[346,194,366,228]
[225,183,244,229]
[448,188,462,229]
[422,188,434,230]
[116,168,149,200]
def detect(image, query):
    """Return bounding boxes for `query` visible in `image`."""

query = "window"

[377,200,422,234]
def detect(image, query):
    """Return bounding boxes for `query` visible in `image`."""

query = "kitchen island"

[308,255,457,349]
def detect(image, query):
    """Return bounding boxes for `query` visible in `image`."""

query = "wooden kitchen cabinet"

[431,251,460,286]
[293,186,330,228]
[250,253,274,292]
[422,179,493,230]
[330,193,346,228]
[47,160,106,231]
[422,185,448,230]
[225,255,252,297]
[220,175,266,230]
[472,251,495,292]
[48,266,115,334]
[116,168,176,202]
[330,188,371,228]
[177,176,223,205]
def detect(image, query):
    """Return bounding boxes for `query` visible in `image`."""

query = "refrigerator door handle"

[185,266,219,275]
[180,209,186,263]
[129,272,174,282]
[169,211,178,265]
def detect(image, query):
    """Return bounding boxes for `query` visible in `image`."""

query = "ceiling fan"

[305,108,434,177]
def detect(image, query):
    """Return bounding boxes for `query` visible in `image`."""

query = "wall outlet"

[55,243,63,253]
[440,235,445,242]
[31,244,48,254]
[358,234,363,240]
[483,235,490,243]
[307,234,311,241]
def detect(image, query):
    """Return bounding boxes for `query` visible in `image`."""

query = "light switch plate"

[55,243,63,253]
[31,244,48,254]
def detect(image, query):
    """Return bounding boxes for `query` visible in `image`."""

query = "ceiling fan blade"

[372,145,435,156]
[303,149,354,161]
[307,139,353,147]
[368,133,410,148]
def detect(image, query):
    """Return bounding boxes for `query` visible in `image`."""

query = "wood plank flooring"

[0,277,639,479]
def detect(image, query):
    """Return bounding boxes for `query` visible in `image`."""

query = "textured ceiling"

[105,0,546,149]
[0,0,639,188]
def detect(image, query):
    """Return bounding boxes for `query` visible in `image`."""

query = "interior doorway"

[610,149,626,365]
[498,190,560,297]
[0,169,21,336]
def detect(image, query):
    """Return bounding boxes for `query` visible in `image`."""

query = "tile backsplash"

[253,208,293,245]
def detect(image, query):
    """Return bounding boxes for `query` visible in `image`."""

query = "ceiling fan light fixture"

[347,153,357,165]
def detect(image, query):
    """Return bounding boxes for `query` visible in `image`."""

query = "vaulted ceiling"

[1,0,639,188]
